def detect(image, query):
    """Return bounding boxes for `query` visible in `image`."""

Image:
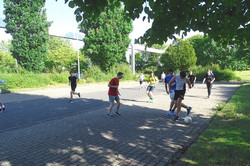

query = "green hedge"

[188,64,241,81]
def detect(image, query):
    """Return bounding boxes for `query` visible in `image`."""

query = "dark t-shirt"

[69,76,77,86]
[188,74,196,83]
[204,74,214,83]
[108,77,119,96]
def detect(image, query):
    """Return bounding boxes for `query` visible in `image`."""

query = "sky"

[0,0,202,47]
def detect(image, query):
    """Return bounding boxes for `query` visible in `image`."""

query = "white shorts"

[170,90,175,100]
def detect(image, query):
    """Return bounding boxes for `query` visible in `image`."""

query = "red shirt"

[108,77,119,96]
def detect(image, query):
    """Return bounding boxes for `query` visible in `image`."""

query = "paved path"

[0,82,241,166]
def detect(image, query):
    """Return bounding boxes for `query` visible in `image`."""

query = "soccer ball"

[184,116,192,123]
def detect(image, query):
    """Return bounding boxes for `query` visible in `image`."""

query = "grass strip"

[178,82,250,166]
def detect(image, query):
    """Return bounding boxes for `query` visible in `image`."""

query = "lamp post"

[76,32,80,79]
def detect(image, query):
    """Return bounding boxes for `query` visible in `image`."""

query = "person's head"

[70,71,74,76]
[207,69,211,74]
[168,69,174,76]
[117,72,123,79]
[189,71,193,75]
[180,71,187,79]
[150,71,154,77]
[162,72,165,74]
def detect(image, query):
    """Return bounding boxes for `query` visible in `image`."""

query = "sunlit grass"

[178,82,250,166]
[234,69,250,80]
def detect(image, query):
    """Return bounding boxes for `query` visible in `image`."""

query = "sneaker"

[115,112,121,116]
[69,100,73,103]
[187,107,192,116]
[173,115,180,121]
[78,93,81,97]
[107,113,111,117]
[167,110,174,116]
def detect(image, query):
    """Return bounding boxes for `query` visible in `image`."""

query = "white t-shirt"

[139,74,145,81]
[175,74,187,90]
[161,73,166,79]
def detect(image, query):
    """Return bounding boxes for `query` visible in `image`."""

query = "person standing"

[188,71,196,88]
[203,69,215,98]
[68,71,80,103]
[161,72,166,84]
[0,79,7,112]
[146,71,158,103]
[107,72,123,117]
[138,72,145,89]
[165,69,176,115]
[169,71,192,121]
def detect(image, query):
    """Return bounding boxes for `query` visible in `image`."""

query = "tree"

[4,0,50,72]
[65,0,249,46]
[0,40,16,71]
[160,39,197,71]
[45,37,88,73]
[189,35,249,70]
[80,2,133,71]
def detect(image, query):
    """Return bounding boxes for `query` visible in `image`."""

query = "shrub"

[188,65,241,81]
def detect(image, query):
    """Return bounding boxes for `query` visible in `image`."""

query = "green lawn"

[234,69,250,80]
[178,82,250,166]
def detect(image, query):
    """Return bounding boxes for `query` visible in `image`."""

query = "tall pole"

[130,42,135,74]
[76,32,80,79]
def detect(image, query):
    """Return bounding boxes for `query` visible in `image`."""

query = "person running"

[188,71,196,88]
[0,79,7,112]
[68,71,80,103]
[169,71,192,121]
[107,72,123,117]
[165,69,176,116]
[138,72,145,89]
[202,69,215,98]
[146,71,158,103]
[161,72,166,84]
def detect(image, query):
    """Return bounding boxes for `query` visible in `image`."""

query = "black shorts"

[174,90,186,100]
[71,85,76,91]
[139,80,143,85]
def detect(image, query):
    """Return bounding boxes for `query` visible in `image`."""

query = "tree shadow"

[0,93,212,166]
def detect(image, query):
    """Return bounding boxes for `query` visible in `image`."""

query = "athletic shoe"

[187,107,192,116]
[173,115,180,121]
[78,93,81,97]
[107,113,111,117]
[167,110,174,116]
[115,112,121,116]
[69,100,73,103]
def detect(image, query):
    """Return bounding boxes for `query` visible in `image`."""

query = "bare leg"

[108,102,115,114]
[176,98,183,116]
[116,101,120,112]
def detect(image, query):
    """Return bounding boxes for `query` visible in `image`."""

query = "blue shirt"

[165,75,176,90]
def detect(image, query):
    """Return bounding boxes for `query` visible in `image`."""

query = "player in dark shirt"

[69,71,80,103]
[188,71,196,88]
[202,69,215,98]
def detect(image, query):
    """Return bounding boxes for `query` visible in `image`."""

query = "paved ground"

[0,81,241,166]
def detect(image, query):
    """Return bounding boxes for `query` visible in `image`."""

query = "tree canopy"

[65,0,249,46]
[160,39,197,71]
[4,0,50,72]
[81,3,133,71]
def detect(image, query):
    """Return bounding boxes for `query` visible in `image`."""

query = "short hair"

[70,71,73,74]
[168,69,173,73]
[180,71,186,78]
[150,71,154,74]
[117,72,123,76]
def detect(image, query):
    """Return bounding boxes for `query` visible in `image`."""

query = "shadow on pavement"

[0,92,211,166]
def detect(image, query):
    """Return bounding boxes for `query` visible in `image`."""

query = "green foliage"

[68,0,249,46]
[45,37,88,73]
[160,39,197,71]
[0,40,16,72]
[4,0,50,72]
[84,63,136,83]
[188,35,249,70]
[188,65,241,81]
[80,2,133,71]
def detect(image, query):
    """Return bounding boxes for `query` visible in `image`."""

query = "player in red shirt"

[107,72,123,117]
